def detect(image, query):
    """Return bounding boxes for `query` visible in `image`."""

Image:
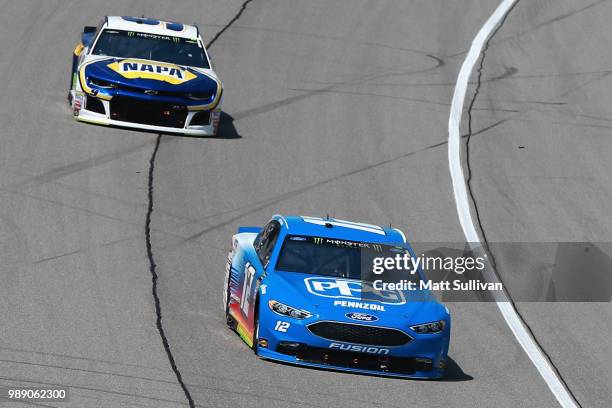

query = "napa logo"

[107,59,197,85]
[304,277,405,305]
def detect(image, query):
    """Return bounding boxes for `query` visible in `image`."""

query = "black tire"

[225,281,236,330]
[251,297,260,354]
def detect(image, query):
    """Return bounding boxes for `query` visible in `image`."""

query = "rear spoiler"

[237,226,262,234]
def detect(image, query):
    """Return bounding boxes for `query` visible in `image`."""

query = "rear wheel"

[225,279,236,330]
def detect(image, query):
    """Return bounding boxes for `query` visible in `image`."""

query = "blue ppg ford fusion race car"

[69,16,222,136]
[223,215,451,379]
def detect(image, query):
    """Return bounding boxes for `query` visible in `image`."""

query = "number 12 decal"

[274,321,290,332]
[240,263,256,316]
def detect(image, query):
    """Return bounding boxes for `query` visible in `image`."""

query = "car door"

[240,220,281,330]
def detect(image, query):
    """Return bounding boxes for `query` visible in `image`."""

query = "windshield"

[276,235,421,283]
[92,29,209,68]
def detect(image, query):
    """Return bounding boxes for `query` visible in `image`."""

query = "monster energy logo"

[312,237,381,251]
[133,32,176,42]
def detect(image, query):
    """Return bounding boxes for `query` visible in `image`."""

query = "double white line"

[447,1,579,407]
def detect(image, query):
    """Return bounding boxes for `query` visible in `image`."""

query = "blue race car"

[223,215,451,379]
[69,16,222,136]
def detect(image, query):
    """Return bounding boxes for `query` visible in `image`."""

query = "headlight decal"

[268,300,312,319]
[410,320,446,334]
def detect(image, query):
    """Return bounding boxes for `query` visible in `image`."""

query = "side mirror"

[81,27,97,47]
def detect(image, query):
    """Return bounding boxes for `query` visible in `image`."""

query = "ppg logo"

[304,277,405,304]
[305,277,361,298]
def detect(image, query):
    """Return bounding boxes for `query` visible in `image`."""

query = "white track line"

[448,1,579,407]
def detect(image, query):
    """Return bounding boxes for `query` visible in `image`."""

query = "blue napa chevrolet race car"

[223,215,451,379]
[69,16,222,136]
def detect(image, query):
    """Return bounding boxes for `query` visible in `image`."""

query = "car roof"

[273,215,407,245]
[105,16,199,40]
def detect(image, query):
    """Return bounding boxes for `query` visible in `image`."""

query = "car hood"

[81,57,220,94]
[265,271,446,325]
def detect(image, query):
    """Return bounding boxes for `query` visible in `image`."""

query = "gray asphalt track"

[463,1,612,406]
[0,0,608,407]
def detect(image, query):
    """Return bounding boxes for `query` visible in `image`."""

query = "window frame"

[254,220,281,268]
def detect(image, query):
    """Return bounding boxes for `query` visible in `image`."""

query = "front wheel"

[251,299,260,354]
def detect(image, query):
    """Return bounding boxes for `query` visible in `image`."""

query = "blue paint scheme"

[70,53,80,90]
[119,17,183,31]
[226,215,451,379]
[121,16,160,25]
[81,31,96,47]
[237,226,263,234]
[166,22,184,31]
[83,58,219,107]
[71,26,95,90]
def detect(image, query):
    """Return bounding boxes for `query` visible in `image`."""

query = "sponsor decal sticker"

[289,236,307,241]
[312,237,374,249]
[304,277,405,304]
[333,300,386,311]
[274,321,290,332]
[329,343,389,354]
[345,312,378,322]
[107,59,197,84]
[73,93,84,114]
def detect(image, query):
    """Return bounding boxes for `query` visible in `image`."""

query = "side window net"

[255,221,280,267]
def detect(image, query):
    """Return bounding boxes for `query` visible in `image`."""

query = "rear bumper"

[71,91,220,136]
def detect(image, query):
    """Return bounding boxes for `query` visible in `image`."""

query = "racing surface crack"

[206,0,255,48]
[145,134,196,408]
[145,3,257,408]
[463,1,582,406]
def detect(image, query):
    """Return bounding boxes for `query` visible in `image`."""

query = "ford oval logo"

[345,312,378,322]
[144,89,158,95]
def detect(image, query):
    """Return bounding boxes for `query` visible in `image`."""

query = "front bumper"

[71,91,220,136]
[256,310,450,379]
[258,346,446,379]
